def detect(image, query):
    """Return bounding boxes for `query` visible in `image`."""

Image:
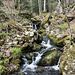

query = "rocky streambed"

[16,36,62,75]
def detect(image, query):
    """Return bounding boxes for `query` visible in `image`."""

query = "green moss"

[0,65,3,70]
[32,45,36,50]
[10,20,18,24]
[0,52,3,58]
[69,50,75,57]
[26,54,32,60]
[22,43,29,49]
[57,36,70,44]
[24,18,28,21]
[0,23,6,28]
[11,59,21,65]
[49,51,58,65]
[13,29,16,33]
[2,31,6,37]
[42,14,50,25]
[41,32,47,36]
[48,34,70,46]
[0,65,7,75]
[0,60,3,65]
[0,9,5,13]
[7,33,13,37]
[13,45,21,48]
[45,51,57,59]
[12,48,22,58]
[15,66,19,71]
[36,68,44,73]
[32,43,42,50]
[39,29,44,33]
[59,47,75,73]
[53,19,57,25]
[56,24,68,29]
[48,34,57,44]
[4,58,9,64]
[41,50,60,66]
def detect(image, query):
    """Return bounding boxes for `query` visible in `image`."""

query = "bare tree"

[30,0,33,12]
[38,0,42,14]
[44,0,46,12]
[18,0,21,11]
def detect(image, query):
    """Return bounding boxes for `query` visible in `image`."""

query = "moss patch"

[48,34,70,46]
[11,59,21,65]
[42,14,50,25]
[56,24,68,29]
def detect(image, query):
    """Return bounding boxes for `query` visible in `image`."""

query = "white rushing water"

[32,23,37,30]
[20,36,61,74]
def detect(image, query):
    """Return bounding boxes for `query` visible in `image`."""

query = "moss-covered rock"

[13,45,21,48]
[11,59,21,65]
[43,23,49,28]
[4,58,9,65]
[38,28,45,34]
[48,34,70,46]
[31,17,41,22]
[0,65,7,75]
[59,45,75,75]
[26,54,32,60]
[22,43,29,49]
[0,60,4,65]
[32,43,42,51]
[42,14,50,25]
[0,52,3,58]
[38,50,61,66]
[36,68,44,73]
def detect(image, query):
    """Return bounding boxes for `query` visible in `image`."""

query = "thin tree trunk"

[18,0,21,11]
[38,0,42,14]
[31,0,33,12]
[44,0,46,12]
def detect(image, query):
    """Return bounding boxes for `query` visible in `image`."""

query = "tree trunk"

[38,0,42,14]
[44,0,46,12]
[18,0,21,11]
[31,0,33,12]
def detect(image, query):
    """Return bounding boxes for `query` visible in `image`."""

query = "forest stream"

[16,36,62,75]
[0,1,75,75]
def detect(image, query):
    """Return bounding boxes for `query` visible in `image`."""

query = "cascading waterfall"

[18,36,62,75]
[34,24,37,30]
[32,23,37,30]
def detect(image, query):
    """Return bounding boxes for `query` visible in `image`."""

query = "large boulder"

[48,33,70,47]
[59,45,75,75]
[38,48,61,66]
